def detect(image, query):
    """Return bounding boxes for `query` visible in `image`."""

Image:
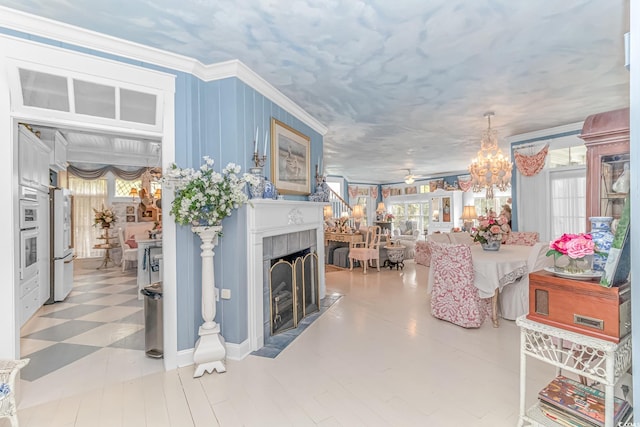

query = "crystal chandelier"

[468,112,513,200]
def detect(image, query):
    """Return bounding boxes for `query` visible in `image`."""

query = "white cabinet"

[50,131,68,171]
[19,273,40,325]
[428,190,463,233]
[19,124,51,190]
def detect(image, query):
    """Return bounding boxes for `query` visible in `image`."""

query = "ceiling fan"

[403,169,425,184]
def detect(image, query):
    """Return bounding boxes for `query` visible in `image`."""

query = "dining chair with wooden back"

[349,225,382,274]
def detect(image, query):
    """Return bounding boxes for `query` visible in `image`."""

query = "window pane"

[115,179,141,198]
[19,68,70,111]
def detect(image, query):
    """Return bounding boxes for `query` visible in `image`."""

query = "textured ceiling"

[0,0,630,183]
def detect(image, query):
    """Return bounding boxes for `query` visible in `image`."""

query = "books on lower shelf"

[538,375,632,427]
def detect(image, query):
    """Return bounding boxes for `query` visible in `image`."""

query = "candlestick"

[254,127,258,153]
[263,130,268,156]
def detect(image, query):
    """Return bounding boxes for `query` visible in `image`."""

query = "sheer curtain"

[517,166,586,244]
[68,176,108,258]
[549,168,586,238]
[517,171,549,241]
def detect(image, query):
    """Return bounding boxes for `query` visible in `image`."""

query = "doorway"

[0,35,178,392]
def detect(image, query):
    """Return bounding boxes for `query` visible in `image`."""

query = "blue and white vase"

[589,216,614,272]
[263,180,278,199]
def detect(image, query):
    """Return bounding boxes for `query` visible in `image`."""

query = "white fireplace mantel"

[245,199,326,355]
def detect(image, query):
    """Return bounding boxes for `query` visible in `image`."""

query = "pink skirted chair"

[415,233,452,267]
[505,231,539,246]
[429,242,491,328]
[349,225,382,274]
[414,241,430,266]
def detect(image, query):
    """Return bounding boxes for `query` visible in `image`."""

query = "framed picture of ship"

[271,118,311,195]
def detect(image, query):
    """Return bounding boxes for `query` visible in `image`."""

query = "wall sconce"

[129,187,138,201]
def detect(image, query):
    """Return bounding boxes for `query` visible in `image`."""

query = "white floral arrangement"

[162,156,260,226]
[93,205,117,227]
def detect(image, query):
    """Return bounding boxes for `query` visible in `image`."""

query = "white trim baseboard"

[175,338,252,369]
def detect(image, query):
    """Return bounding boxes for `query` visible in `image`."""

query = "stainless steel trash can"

[140,282,163,358]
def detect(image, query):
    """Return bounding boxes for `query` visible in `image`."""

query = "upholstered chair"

[349,225,382,274]
[505,231,540,246]
[429,242,491,328]
[118,227,138,272]
[500,242,553,320]
[416,233,452,267]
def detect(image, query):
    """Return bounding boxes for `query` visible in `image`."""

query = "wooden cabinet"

[579,108,629,230]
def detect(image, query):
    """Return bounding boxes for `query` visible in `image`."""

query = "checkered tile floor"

[20,259,148,382]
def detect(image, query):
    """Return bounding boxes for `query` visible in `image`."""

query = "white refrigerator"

[50,188,74,302]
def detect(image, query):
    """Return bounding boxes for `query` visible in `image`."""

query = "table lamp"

[376,202,386,220]
[461,205,478,231]
[352,205,364,230]
[129,187,138,201]
[323,205,333,219]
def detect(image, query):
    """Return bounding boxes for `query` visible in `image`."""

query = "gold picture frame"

[270,118,311,195]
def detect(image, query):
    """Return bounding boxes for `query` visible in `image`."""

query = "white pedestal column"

[191,225,227,377]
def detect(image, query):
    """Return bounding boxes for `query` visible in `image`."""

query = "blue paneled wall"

[0,27,324,350]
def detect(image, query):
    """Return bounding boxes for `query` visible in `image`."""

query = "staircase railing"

[327,187,352,219]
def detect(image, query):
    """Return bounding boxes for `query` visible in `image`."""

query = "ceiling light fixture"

[468,112,513,200]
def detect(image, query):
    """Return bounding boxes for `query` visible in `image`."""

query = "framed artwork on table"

[126,215,136,223]
[126,206,135,215]
[270,118,311,195]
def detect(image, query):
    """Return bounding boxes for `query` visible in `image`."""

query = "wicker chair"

[0,358,29,427]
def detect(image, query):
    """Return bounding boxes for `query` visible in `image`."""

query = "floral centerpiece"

[384,213,394,222]
[470,215,510,250]
[161,156,258,226]
[93,205,117,228]
[546,233,598,273]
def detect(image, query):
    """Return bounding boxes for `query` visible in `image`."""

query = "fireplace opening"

[269,250,319,336]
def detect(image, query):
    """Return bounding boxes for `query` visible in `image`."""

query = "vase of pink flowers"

[546,233,598,274]
[471,214,510,251]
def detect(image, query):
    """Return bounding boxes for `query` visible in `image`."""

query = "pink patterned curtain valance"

[457,176,473,192]
[381,187,391,199]
[514,144,549,177]
[370,186,379,199]
[348,185,359,199]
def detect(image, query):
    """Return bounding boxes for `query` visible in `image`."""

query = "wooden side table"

[94,229,119,269]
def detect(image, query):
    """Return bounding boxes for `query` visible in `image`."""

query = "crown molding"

[506,121,584,144]
[0,6,327,135]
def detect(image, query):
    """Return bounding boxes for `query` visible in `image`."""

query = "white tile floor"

[10,260,556,427]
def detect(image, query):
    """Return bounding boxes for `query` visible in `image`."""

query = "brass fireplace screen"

[269,252,319,336]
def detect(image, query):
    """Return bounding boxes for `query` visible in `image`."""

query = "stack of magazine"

[538,376,632,427]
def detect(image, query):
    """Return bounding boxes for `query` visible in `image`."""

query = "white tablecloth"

[471,244,531,298]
